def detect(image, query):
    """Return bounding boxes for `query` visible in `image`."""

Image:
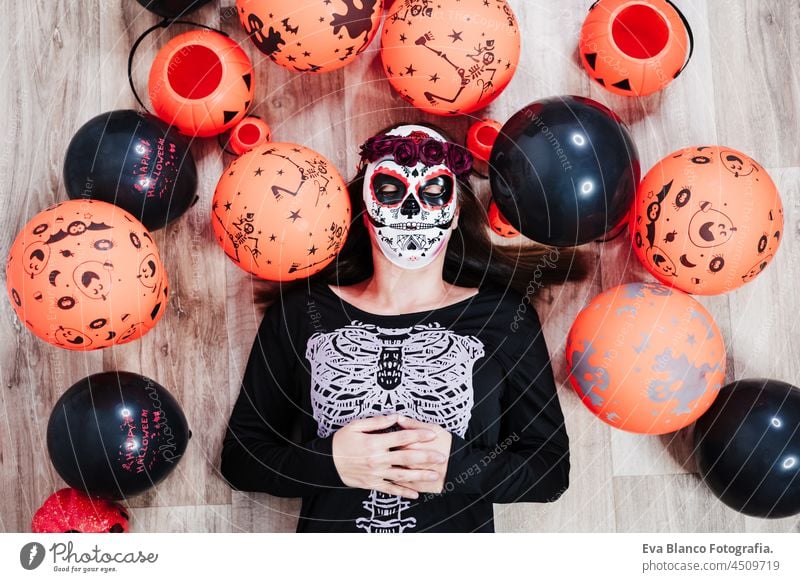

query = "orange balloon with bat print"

[631,146,783,295]
[236,0,384,73]
[6,199,168,350]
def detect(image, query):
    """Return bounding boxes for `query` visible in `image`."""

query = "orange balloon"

[211,142,351,281]
[5,200,168,350]
[236,0,383,73]
[579,0,690,96]
[631,146,783,295]
[566,282,725,434]
[381,0,521,116]
[487,199,519,239]
[148,30,254,137]
[228,116,272,155]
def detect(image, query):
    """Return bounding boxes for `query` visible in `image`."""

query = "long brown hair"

[254,123,588,310]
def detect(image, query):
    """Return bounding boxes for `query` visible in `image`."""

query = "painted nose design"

[400,195,421,218]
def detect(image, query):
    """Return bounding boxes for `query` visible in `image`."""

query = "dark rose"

[372,137,396,157]
[419,139,446,166]
[393,140,418,167]
[359,136,393,161]
[447,145,474,177]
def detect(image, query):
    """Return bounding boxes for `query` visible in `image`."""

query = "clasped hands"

[331,413,452,499]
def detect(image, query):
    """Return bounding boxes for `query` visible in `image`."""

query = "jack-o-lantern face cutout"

[237,0,383,73]
[148,30,255,138]
[632,146,783,295]
[380,0,521,116]
[6,200,169,350]
[487,199,520,239]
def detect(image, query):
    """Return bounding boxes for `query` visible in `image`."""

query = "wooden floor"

[1,0,798,533]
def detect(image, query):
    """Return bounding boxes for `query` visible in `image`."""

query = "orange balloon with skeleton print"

[5,200,168,350]
[380,0,521,115]
[211,142,351,281]
[631,146,783,295]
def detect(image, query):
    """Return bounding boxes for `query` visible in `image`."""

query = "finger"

[398,461,445,471]
[351,413,398,432]
[375,481,420,500]
[384,467,440,483]
[392,481,439,495]
[382,428,436,448]
[388,449,446,466]
[395,415,436,430]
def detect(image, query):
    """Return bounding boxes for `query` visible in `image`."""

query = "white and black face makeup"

[362,126,458,270]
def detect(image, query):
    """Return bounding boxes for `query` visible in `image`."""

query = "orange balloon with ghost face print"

[5,200,168,350]
[380,0,521,116]
[236,0,383,73]
[211,142,351,281]
[566,282,725,434]
[631,146,783,295]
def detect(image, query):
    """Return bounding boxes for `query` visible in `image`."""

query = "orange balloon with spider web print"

[380,0,521,116]
[211,142,351,281]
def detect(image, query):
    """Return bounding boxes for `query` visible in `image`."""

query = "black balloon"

[47,371,191,500]
[489,95,640,246]
[64,109,198,231]
[135,0,211,18]
[694,378,800,518]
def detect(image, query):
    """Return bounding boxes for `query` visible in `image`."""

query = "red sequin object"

[31,488,130,533]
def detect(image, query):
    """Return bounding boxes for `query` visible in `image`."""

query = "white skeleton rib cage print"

[305,320,485,533]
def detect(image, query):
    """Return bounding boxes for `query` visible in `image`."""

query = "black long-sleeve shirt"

[220,278,569,532]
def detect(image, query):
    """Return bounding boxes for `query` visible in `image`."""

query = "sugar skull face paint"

[361,125,461,270]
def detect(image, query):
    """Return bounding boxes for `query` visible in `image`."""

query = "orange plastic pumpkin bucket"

[227,116,271,155]
[487,199,520,239]
[148,30,255,137]
[579,0,693,96]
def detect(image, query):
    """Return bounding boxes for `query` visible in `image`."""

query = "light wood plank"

[614,473,744,532]
[0,0,103,534]
[709,2,800,168]
[230,491,301,533]
[130,504,233,532]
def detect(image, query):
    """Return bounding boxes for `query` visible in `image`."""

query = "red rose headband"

[358,130,474,181]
